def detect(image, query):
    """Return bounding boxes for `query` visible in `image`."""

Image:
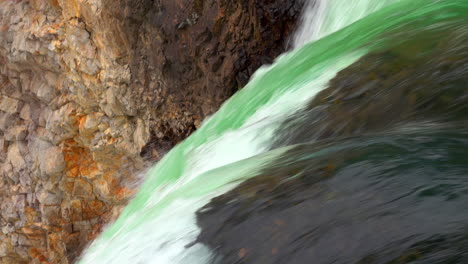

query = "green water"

[293,0,398,46]
[79,0,468,263]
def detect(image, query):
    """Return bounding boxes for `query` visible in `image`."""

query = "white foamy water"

[293,0,398,48]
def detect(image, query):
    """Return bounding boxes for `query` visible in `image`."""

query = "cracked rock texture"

[0,0,303,263]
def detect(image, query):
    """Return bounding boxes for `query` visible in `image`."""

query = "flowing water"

[292,0,397,47]
[79,0,468,263]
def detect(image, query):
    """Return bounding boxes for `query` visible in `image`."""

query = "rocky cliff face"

[0,0,303,263]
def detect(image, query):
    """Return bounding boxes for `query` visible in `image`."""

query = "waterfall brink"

[293,0,397,47]
[79,0,468,263]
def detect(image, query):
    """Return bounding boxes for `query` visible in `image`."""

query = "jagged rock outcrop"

[0,0,303,263]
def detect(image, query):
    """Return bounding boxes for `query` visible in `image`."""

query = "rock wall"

[0,0,303,263]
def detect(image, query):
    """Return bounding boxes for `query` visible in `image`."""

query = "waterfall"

[293,0,397,47]
[79,0,468,263]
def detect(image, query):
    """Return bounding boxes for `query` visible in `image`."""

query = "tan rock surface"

[0,0,303,262]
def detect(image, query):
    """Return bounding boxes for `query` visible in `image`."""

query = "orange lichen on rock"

[77,115,86,128]
[80,159,100,179]
[82,200,106,220]
[22,227,45,238]
[114,186,136,200]
[49,0,60,8]
[29,248,50,264]
[63,139,99,179]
